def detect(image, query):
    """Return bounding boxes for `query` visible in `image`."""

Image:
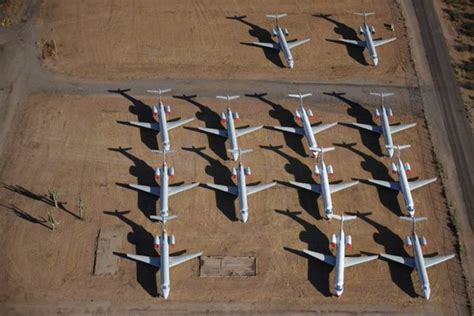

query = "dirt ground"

[0,93,465,313]
[35,0,415,86]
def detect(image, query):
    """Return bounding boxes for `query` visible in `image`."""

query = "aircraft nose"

[423,288,431,300]
[372,57,378,66]
[163,143,170,151]
[231,153,239,161]
[388,148,394,158]
[162,288,170,299]
[241,211,248,223]
[289,60,294,69]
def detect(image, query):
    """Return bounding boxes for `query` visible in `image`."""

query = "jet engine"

[233,112,240,122]
[168,235,176,247]
[168,167,175,178]
[244,167,251,177]
[154,235,161,248]
[375,108,380,118]
[155,168,161,180]
[388,108,394,117]
[283,28,288,36]
[153,106,159,120]
[314,165,320,176]
[420,236,428,250]
[359,26,364,34]
[345,235,352,249]
[231,167,238,180]
[307,109,314,118]
[294,110,301,121]
[331,233,337,248]
[272,28,277,36]
[165,105,171,113]
[370,26,376,34]
[326,165,334,176]
[404,236,412,250]
[404,162,411,174]
[220,112,227,123]
[391,162,398,174]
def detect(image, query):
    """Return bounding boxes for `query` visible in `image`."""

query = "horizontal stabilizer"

[129,184,160,197]
[168,183,200,196]
[167,117,195,130]
[150,214,177,222]
[216,95,240,101]
[373,37,397,47]
[354,12,375,17]
[329,181,359,194]
[408,178,437,191]
[266,13,288,19]
[197,127,228,138]
[424,254,455,268]
[332,214,357,222]
[169,251,203,268]
[252,42,280,50]
[129,121,160,131]
[389,123,417,134]
[368,179,401,191]
[399,216,427,223]
[247,182,277,196]
[338,38,366,48]
[312,122,338,134]
[290,181,321,194]
[303,249,336,266]
[370,92,394,98]
[344,255,378,268]
[127,254,160,268]
[235,126,264,138]
[313,146,335,153]
[287,38,311,49]
[273,126,304,135]
[386,144,411,151]
[352,122,382,134]
[380,253,415,268]
[206,183,239,196]
[288,93,312,99]
[147,89,171,95]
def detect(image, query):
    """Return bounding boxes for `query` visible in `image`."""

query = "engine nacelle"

[220,112,227,123]
[165,105,171,113]
[231,167,238,180]
[154,235,161,248]
[420,236,427,250]
[272,28,277,36]
[375,108,380,118]
[404,162,411,174]
[168,234,176,247]
[155,168,161,180]
[359,26,364,34]
[307,109,314,117]
[345,235,352,249]
[388,108,394,117]
[233,112,240,121]
[331,233,337,248]
[244,167,251,177]
[370,25,376,34]
[153,106,159,120]
[294,110,301,121]
[404,236,412,250]
[326,165,334,176]
[391,162,398,175]
[168,167,175,178]
[283,28,288,36]
[314,165,320,176]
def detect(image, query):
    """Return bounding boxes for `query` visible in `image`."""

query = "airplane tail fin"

[150,214,178,222]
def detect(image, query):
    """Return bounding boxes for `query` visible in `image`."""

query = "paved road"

[413,0,474,229]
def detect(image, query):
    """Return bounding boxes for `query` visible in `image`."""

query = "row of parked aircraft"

[251,12,397,68]
[115,89,453,300]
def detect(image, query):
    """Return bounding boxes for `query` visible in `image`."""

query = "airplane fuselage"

[299,105,318,155]
[380,106,395,157]
[159,231,171,299]
[396,158,415,216]
[411,233,431,299]
[334,228,346,297]
[156,103,171,151]
[225,108,240,161]
[236,163,249,222]
[274,26,294,68]
[318,159,333,218]
[159,163,170,220]
[361,24,378,66]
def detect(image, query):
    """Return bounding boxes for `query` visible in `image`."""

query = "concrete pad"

[199,256,256,277]
[94,225,123,275]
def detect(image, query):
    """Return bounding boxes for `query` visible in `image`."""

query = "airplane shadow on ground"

[182,146,237,222]
[0,203,51,230]
[276,209,333,297]
[104,210,159,297]
[246,93,307,157]
[313,14,368,66]
[174,94,228,161]
[109,89,159,150]
[108,147,157,219]
[226,15,284,68]
[323,91,383,157]
[333,142,403,216]
[347,211,418,298]
[260,144,322,220]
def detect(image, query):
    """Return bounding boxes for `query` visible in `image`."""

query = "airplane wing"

[235,126,263,138]
[206,183,239,196]
[303,249,336,266]
[252,42,280,50]
[273,126,305,135]
[408,178,437,191]
[338,39,366,47]
[312,122,338,134]
[290,181,322,194]
[127,254,160,268]
[352,122,382,134]
[129,121,160,131]
[129,184,160,197]
[424,254,455,269]
[373,37,397,47]
[380,253,415,268]
[368,179,401,191]
[169,251,203,268]
[287,38,311,49]
[389,123,416,134]
[197,127,228,138]
[344,255,378,268]
[329,181,359,194]
[168,183,200,196]
[167,117,195,131]
[247,182,277,196]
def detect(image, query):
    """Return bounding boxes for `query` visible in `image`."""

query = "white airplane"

[303,214,378,298]
[273,93,337,157]
[128,89,195,151]
[252,14,310,69]
[289,147,359,219]
[352,92,416,157]
[380,216,455,299]
[127,227,203,299]
[368,145,437,217]
[128,149,199,222]
[206,149,276,222]
[338,12,396,66]
[197,95,263,161]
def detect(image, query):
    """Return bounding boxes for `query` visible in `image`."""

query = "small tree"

[49,189,59,208]
[77,197,86,220]
[47,207,61,231]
